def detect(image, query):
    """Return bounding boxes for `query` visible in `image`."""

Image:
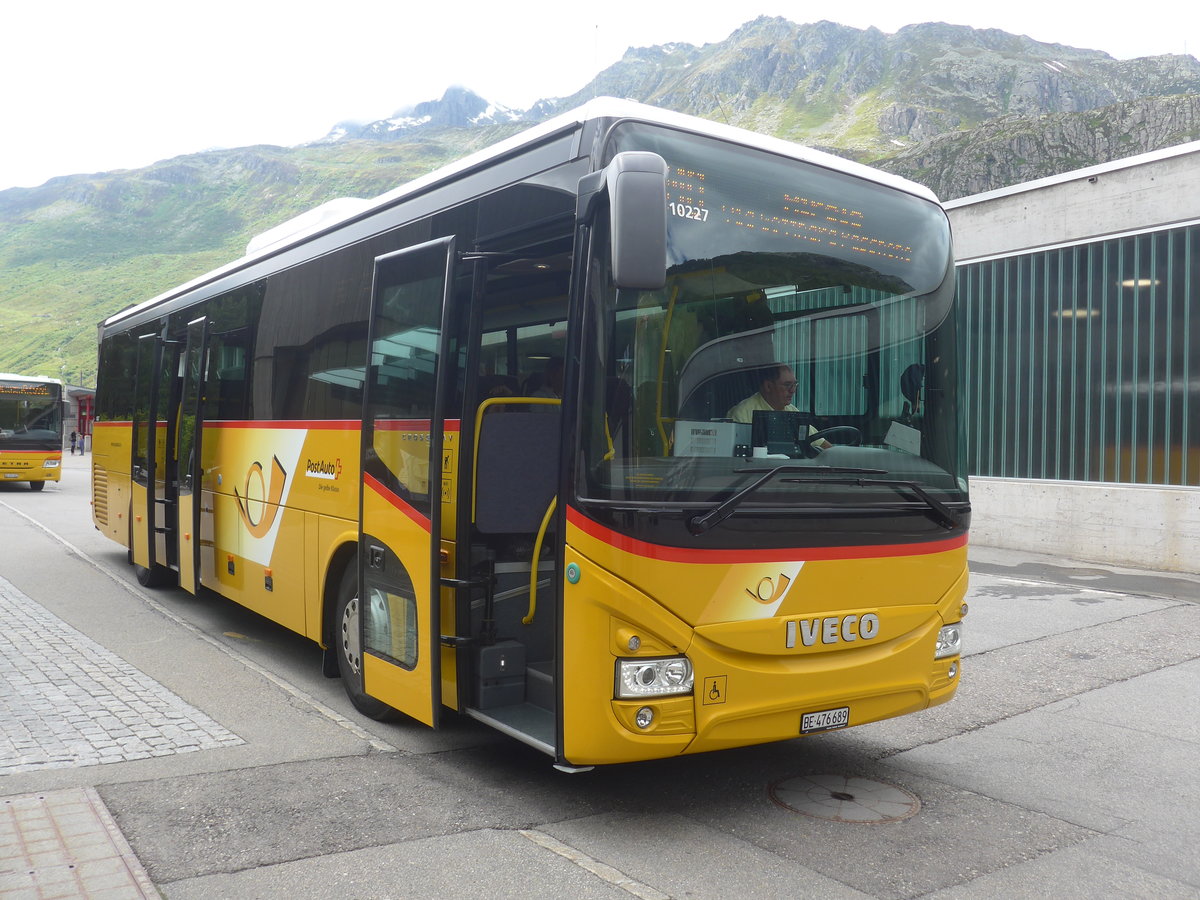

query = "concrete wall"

[947,140,1200,260]
[969,477,1200,575]
[948,142,1200,575]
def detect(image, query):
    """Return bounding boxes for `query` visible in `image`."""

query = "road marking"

[520,829,671,900]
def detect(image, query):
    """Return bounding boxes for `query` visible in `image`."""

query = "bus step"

[527,660,554,711]
[466,704,555,756]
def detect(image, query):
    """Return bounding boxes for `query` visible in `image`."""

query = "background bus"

[92,99,968,768]
[0,373,64,490]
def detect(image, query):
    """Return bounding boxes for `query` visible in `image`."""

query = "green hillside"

[0,131,518,383]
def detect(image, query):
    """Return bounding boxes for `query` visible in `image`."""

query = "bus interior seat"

[677,370,761,421]
[474,408,561,535]
[478,373,519,401]
[520,372,545,395]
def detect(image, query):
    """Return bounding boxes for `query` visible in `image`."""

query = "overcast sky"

[2,1,1197,191]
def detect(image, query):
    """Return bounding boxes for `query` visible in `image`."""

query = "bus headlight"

[44,459,60,468]
[615,656,694,698]
[935,623,963,659]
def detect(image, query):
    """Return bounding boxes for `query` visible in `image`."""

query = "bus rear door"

[176,316,209,593]
[130,330,182,586]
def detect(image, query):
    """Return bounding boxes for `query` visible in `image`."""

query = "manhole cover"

[769,774,920,823]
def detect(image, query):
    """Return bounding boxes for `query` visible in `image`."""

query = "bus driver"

[726,364,800,423]
[727,363,830,451]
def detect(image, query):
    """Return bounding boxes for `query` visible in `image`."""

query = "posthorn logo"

[235,456,287,538]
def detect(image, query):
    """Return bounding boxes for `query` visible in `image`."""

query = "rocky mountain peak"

[305,18,1200,202]
[318,86,522,143]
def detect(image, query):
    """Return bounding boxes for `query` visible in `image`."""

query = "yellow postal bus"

[92,99,968,768]
[0,374,63,490]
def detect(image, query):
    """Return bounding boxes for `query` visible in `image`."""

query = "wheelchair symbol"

[702,675,727,705]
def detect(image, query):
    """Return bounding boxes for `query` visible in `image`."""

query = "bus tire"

[135,563,175,588]
[334,565,402,722]
[29,481,45,491]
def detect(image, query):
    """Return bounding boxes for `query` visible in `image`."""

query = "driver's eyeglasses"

[778,381,799,390]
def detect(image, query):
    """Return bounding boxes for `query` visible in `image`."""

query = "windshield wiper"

[781,476,961,530]
[686,464,888,535]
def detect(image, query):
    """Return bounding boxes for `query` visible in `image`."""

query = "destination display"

[666,163,916,266]
[0,382,54,397]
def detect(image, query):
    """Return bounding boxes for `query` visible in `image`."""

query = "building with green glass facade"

[947,140,1199,574]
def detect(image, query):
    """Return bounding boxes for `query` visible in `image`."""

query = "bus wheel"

[335,566,401,722]
[135,563,175,588]
[29,481,45,491]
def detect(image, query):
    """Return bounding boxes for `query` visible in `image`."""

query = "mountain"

[877,93,1200,197]
[319,85,525,141]
[3,16,1199,382]
[324,17,1200,189]
[0,135,516,382]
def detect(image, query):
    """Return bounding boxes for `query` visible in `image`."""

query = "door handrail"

[525,497,557,625]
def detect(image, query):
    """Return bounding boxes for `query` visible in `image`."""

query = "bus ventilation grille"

[93,466,108,526]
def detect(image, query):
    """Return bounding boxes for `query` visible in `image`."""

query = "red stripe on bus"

[566,506,966,564]
[86,419,356,430]
[364,472,432,532]
[91,419,463,432]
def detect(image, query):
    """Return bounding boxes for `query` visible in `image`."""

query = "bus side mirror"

[579,152,668,291]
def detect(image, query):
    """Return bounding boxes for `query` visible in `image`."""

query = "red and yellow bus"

[92,99,968,768]
[0,373,63,490]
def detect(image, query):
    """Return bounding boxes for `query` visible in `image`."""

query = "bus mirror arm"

[577,151,668,291]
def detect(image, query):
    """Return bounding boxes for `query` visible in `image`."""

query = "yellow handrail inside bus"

[525,496,557,625]
[654,285,680,456]
[471,395,560,523]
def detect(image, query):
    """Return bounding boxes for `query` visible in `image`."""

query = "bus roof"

[0,373,63,386]
[102,98,939,330]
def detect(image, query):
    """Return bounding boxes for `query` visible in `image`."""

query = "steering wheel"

[801,425,862,457]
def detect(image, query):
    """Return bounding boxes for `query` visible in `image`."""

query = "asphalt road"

[2,451,1198,899]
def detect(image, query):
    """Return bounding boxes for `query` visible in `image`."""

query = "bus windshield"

[0,379,63,450]
[579,125,964,530]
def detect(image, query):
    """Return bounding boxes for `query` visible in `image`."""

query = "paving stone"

[0,574,243,775]
[0,788,156,898]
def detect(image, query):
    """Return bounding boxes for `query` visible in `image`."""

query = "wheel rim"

[340,595,361,675]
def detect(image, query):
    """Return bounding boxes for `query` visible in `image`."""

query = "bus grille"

[93,466,108,526]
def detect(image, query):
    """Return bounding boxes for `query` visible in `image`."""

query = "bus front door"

[358,237,460,726]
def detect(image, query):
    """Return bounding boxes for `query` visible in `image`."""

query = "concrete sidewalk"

[1,787,157,899]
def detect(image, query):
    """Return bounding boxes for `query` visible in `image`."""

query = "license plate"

[801,706,850,734]
[3,473,18,479]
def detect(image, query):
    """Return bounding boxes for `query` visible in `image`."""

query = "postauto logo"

[304,457,342,481]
